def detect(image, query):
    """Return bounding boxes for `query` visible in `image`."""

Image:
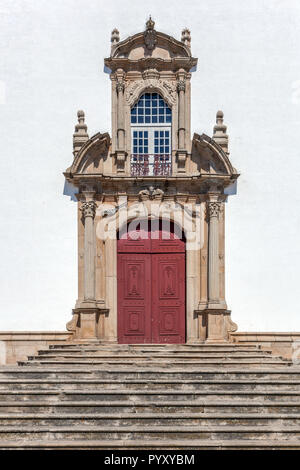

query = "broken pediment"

[64,132,110,182]
[192,133,238,177]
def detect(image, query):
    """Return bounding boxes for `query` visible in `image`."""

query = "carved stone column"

[115,69,126,172]
[207,199,221,308]
[81,198,97,302]
[199,192,237,342]
[176,70,187,171]
[66,191,104,341]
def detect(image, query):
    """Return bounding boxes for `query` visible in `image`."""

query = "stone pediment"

[192,133,238,178]
[64,132,110,182]
[105,30,197,73]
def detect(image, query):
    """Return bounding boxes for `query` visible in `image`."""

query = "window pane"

[131,92,172,125]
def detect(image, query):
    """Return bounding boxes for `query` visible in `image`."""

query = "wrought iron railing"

[131,154,172,177]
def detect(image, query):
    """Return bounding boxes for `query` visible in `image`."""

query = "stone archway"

[117,219,186,344]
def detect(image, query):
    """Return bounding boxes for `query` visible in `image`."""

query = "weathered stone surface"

[0,343,300,449]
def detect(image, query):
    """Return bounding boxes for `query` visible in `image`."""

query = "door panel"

[152,253,186,344]
[117,254,151,343]
[117,223,185,344]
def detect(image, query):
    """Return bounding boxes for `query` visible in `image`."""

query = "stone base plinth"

[196,308,238,342]
[66,304,109,340]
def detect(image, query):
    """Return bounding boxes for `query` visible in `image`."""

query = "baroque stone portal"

[64,19,239,343]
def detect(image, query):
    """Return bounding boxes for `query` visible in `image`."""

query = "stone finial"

[181,28,191,48]
[213,110,229,153]
[145,16,155,31]
[73,110,89,156]
[111,28,120,45]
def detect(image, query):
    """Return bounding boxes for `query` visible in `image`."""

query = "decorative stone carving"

[81,201,97,219]
[66,312,79,333]
[213,110,229,154]
[73,110,89,156]
[207,201,221,219]
[144,16,157,51]
[116,79,125,94]
[181,28,191,48]
[138,186,164,201]
[111,28,120,45]
[125,78,177,107]
[177,80,186,93]
[142,69,160,81]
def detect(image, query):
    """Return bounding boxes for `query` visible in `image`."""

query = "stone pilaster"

[81,198,97,302]
[66,190,108,341]
[195,191,237,342]
[115,69,126,172]
[207,198,221,308]
[176,70,187,171]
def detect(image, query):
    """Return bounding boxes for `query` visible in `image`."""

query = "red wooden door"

[152,253,185,343]
[117,254,151,343]
[117,221,185,344]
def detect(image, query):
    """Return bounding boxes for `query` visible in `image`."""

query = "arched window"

[130,93,172,176]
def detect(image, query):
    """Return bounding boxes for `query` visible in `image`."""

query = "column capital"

[206,201,222,219]
[116,79,125,94]
[177,79,186,93]
[81,200,97,219]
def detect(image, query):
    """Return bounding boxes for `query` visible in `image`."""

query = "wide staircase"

[0,342,300,449]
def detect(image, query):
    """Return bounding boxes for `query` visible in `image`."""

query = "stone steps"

[1,389,300,402]
[1,400,300,414]
[18,359,291,368]
[0,379,299,391]
[1,439,300,450]
[0,425,300,441]
[48,343,260,350]
[1,413,300,426]
[35,351,276,358]
[0,342,300,449]
[1,367,300,381]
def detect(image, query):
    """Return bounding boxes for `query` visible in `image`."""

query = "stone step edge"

[18,362,291,368]
[1,390,300,396]
[0,412,300,419]
[0,439,299,449]
[1,379,300,384]
[2,368,299,374]
[1,425,300,433]
[1,400,300,407]
[33,354,277,358]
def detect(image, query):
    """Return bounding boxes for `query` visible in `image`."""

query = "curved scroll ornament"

[138,186,164,201]
[81,201,97,219]
[125,79,177,107]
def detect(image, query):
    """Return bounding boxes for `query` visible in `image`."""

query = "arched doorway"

[117,219,186,344]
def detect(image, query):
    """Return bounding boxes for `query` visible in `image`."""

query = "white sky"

[0,0,300,331]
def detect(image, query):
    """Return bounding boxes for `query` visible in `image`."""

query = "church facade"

[64,19,239,345]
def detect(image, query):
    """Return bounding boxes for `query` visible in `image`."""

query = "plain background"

[0,0,299,331]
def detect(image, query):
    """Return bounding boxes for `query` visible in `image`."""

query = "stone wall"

[0,332,71,365]
[230,332,300,360]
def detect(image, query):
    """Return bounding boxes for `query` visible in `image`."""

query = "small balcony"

[130,154,172,177]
